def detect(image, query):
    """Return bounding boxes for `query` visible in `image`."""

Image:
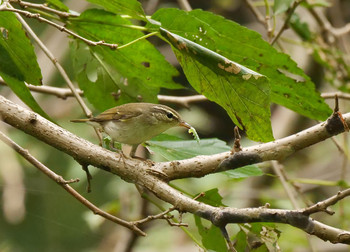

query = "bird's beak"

[179,121,192,129]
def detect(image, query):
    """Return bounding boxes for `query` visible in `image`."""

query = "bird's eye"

[166,112,174,119]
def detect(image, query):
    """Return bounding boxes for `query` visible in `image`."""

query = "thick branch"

[1,95,350,243]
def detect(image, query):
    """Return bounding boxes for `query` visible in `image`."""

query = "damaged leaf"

[149,8,332,126]
[160,28,273,142]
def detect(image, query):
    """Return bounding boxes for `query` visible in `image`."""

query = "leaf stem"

[118,31,159,50]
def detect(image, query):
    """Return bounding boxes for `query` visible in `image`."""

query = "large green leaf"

[0,12,42,85]
[159,28,272,142]
[67,9,181,108]
[70,40,154,111]
[149,9,332,121]
[86,0,146,19]
[0,12,50,119]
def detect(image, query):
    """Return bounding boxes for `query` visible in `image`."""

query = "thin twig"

[11,0,78,18]
[7,4,92,117]
[271,0,303,45]
[271,161,300,209]
[118,31,158,50]
[10,4,105,143]
[4,78,350,104]
[231,126,242,153]
[303,188,350,215]
[243,0,265,24]
[0,4,118,49]
[0,79,84,99]
[0,129,145,236]
[322,92,350,100]
[158,94,207,107]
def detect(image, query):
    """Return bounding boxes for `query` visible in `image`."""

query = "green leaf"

[86,0,146,19]
[147,136,231,161]
[194,189,227,251]
[0,12,42,85]
[45,0,69,12]
[2,74,51,120]
[150,9,332,121]
[289,13,312,41]
[0,12,50,119]
[196,188,225,207]
[70,40,146,111]
[249,223,281,251]
[223,165,264,179]
[234,230,248,251]
[68,9,181,108]
[273,0,294,15]
[194,216,227,252]
[159,28,273,142]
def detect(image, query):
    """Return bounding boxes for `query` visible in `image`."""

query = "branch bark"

[1,94,350,244]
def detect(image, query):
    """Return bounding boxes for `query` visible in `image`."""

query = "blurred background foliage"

[1,0,350,251]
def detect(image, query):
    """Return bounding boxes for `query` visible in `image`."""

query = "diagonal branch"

[1,94,350,243]
[0,129,145,236]
[11,0,78,18]
[0,3,118,49]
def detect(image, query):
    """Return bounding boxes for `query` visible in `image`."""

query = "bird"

[71,103,192,157]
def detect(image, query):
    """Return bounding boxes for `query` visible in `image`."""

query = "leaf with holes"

[68,9,181,108]
[159,28,272,142]
[149,8,332,123]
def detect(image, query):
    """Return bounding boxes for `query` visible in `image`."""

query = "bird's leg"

[108,140,120,152]
[129,144,139,158]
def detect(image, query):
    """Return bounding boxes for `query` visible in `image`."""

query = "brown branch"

[0,128,145,236]
[0,3,118,49]
[2,95,350,244]
[303,188,350,215]
[322,92,350,100]
[216,111,348,176]
[307,3,350,38]
[8,5,92,118]
[158,94,207,107]
[271,0,304,45]
[11,0,78,18]
[243,0,265,24]
[0,79,84,99]
[271,161,300,209]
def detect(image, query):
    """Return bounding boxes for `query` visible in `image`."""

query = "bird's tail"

[70,118,89,123]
